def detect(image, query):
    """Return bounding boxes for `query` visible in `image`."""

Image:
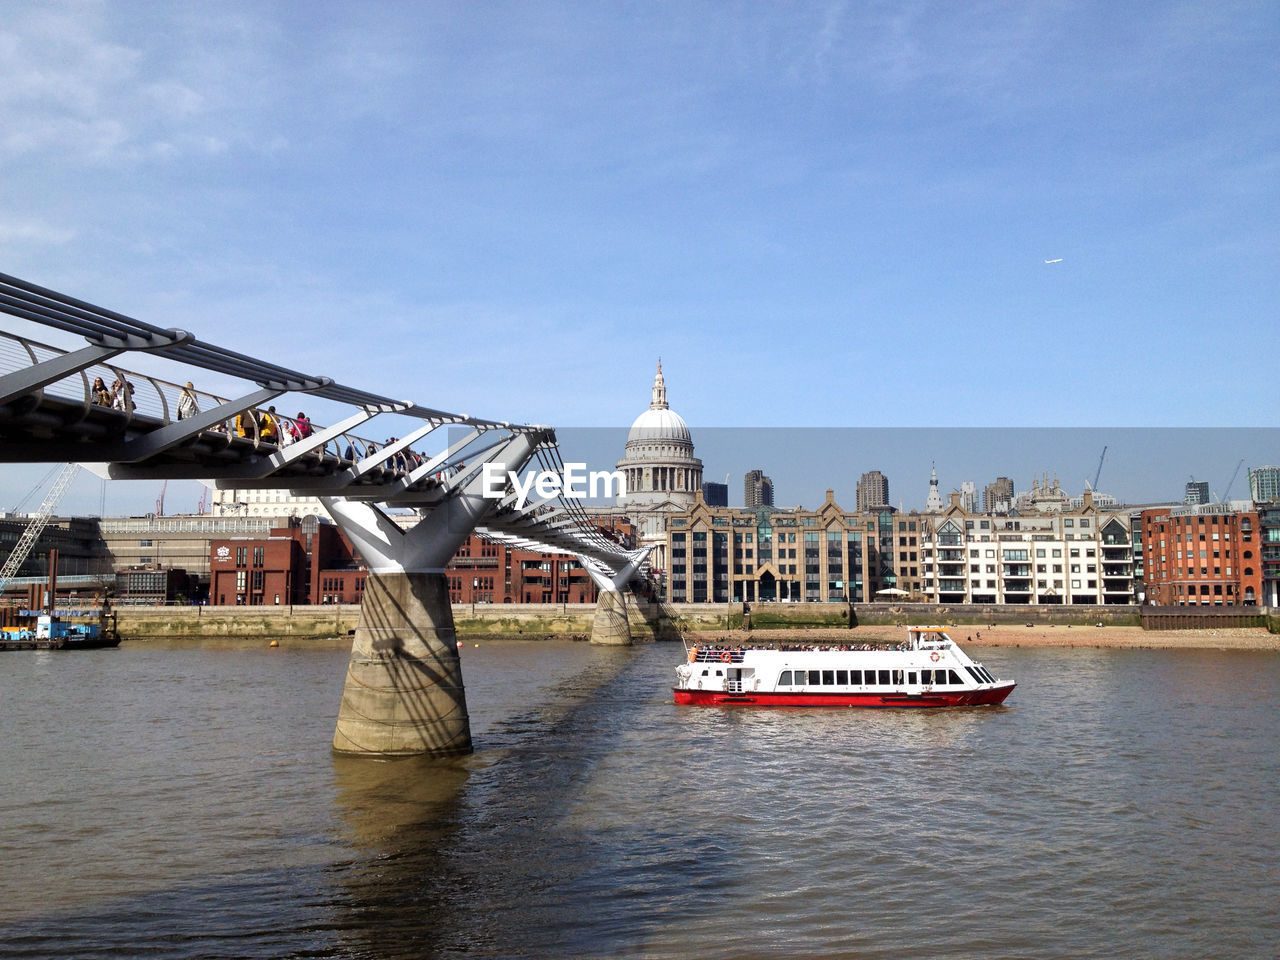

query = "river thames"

[1,638,1276,959]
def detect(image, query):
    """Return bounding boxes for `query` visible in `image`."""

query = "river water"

[0,638,1276,959]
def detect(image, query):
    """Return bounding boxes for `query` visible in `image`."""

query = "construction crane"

[1221,458,1245,502]
[0,462,79,596]
[1085,445,1107,491]
[1091,445,1107,491]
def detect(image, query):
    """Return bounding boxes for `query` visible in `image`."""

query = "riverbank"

[685,624,1280,651]
[108,604,1279,650]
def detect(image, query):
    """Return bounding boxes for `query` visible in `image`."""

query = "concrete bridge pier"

[582,549,652,646]
[321,433,542,758]
[591,588,631,646]
[332,568,469,756]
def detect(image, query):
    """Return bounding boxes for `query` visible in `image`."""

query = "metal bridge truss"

[0,270,643,579]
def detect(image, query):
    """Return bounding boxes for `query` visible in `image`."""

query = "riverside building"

[661,490,928,604]
[918,491,1134,605]
[663,488,1139,606]
[207,521,610,607]
[1139,501,1262,606]
[1258,502,1280,607]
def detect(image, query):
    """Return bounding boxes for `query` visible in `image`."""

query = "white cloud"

[0,3,278,166]
[0,218,77,245]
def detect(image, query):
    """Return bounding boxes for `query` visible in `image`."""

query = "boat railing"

[692,649,745,664]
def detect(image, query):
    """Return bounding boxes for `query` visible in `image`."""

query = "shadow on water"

[2,645,680,960]
[321,643,743,960]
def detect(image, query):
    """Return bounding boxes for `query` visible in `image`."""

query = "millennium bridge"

[0,271,651,757]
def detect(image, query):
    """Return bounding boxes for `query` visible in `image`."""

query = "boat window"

[978,666,995,683]
[921,669,933,684]
[848,669,861,684]
[964,666,984,683]
[908,672,917,684]
[822,670,835,685]
[893,670,904,684]
[836,670,849,685]
[877,670,890,685]
[944,670,962,684]
[779,670,792,685]
[701,669,709,676]
[808,670,821,685]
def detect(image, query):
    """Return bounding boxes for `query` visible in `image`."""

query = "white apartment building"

[919,491,1134,605]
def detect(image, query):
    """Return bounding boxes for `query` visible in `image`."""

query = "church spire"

[650,357,668,410]
[925,461,945,513]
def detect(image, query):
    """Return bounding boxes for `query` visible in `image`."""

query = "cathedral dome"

[623,358,693,449]
[627,406,691,445]
[616,360,702,511]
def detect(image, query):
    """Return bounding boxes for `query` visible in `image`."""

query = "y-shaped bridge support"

[582,550,652,646]
[322,432,543,757]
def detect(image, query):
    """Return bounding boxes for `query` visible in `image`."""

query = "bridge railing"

[1,269,636,572]
[0,329,445,473]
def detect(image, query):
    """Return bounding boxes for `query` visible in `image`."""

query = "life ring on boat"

[720,652,731,662]
[930,651,941,662]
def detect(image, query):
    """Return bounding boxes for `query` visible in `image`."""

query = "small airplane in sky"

[1044,258,1064,264]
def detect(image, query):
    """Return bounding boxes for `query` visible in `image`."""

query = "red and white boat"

[673,626,1014,708]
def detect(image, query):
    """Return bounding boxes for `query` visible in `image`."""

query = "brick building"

[210,516,361,606]
[447,539,596,605]
[210,516,636,606]
[1139,502,1262,606]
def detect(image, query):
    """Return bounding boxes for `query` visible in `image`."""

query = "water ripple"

[0,642,1276,958]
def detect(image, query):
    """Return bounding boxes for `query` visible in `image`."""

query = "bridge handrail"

[0,329,445,475]
[1,271,639,577]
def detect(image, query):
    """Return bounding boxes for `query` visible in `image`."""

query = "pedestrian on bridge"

[259,406,279,442]
[111,378,134,413]
[177,382,199,420]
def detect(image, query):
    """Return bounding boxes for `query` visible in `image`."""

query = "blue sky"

[1,1,1277,515]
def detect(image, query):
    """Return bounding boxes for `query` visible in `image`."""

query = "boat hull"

[673,682,1015,708]
[57,636,122,650]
